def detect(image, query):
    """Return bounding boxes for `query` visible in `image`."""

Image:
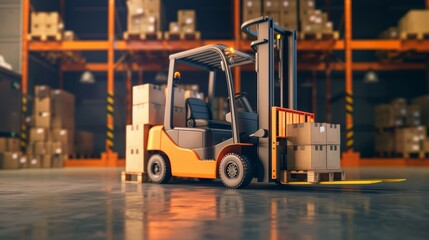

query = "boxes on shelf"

[395,126,426,153]
[30,12,63,36]
[398,10,429,33]
[51,128,74,154]
[30,128,50,142]
[286,122,327,145]
[0,138,20,152]
[126,0,161,35]
[412,95,429,130]
[51,90,75,129]
[0,152,21,170]
[287,145,326,170]
[299,0,315,16]
[178,10,196,33]
[263,0,280,12]
[406,105,421,126]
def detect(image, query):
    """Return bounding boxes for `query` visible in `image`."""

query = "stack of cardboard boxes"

[125,83,203,173]
[375,97,429,157]
[29,12,63,40]
[299,0,335,38]
[286,122,341,170]
[398,10,429,39]
[262,0,298,30]
[0,138,22,170]
[165,10,201,40]
[27,86,75,168]
[124,0,162,39]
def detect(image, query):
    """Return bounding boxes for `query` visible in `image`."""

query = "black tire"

[147,154,171,184]
[219,153,254,189]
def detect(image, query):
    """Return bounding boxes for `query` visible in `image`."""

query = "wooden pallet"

[123,31,163,40]
[121,171,147,183]
[28,33,62,41]
[283,169,345,183]
[397,151,426,159]
[399,32,429,40]
[375,151,395,158]
[164,31,201,40]
[299,31,339,40]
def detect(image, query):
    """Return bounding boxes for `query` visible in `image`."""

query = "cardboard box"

[287,145,326,170]
[127,0,145,16]
[31,12,46,35]
[0,138,6,152]
[126,124,150,172]
[133,84,165,105]
[63,30,76,41]
[51,90,75,129]
[43,12,63,35]
[6,138,20,152]
[243,0,262,9]
[27,155,41,168]
[184,90,204,100]
[34,141,50,155]
[412,95,429,129]
[169,22,180,33]
[42,154,52,168]
[299,0,315,15]
[326,124,340,145]
[178,10,196,26]
[51,129,74,154]
[75,131,94,154]
[287,122,327,145]
[34,111,52,128]
[406,105,421,126]
[35,85,51,98]
[326,145,340,170]
[132,103,165,125]
[34,97,51,113]
[399,10,429,33]
[0,152,20,169]
[395,126,426,153]
[164,87,185,108]
[50,141,63,155]
[30,128,50,141]
[280,0,297,10]
[263,0,279,12]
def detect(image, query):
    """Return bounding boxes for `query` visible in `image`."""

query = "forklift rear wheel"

[219,153,254,189]
[147,154,171,184]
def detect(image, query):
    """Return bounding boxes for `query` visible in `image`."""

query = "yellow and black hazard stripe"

[345,92,353,150]
[20,95,28,149]
[106,92,114,149]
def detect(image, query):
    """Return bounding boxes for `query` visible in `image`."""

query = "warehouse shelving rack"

[21,0,429,167]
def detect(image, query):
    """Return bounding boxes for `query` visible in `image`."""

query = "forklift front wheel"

[219,153,254,189]
[147,154,172,184]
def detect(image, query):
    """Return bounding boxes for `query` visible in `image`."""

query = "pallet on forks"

[123,31,163,40]
[121,171,148,183]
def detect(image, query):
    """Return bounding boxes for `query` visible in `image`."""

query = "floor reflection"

[0,168,427,240]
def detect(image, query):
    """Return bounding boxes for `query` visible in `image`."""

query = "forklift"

[143,17,405,188]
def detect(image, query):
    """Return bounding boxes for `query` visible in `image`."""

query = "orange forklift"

[142,17,404,188]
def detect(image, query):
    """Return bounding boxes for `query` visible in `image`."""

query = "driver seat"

[185,98,231,129]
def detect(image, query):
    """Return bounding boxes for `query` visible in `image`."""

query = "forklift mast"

[241,17,297,182]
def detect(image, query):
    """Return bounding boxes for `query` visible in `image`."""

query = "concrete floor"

[0,167,428,240]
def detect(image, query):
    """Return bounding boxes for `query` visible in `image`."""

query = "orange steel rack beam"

[60,62,427,72]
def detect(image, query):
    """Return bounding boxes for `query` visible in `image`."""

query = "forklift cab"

[164,44,255,160]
